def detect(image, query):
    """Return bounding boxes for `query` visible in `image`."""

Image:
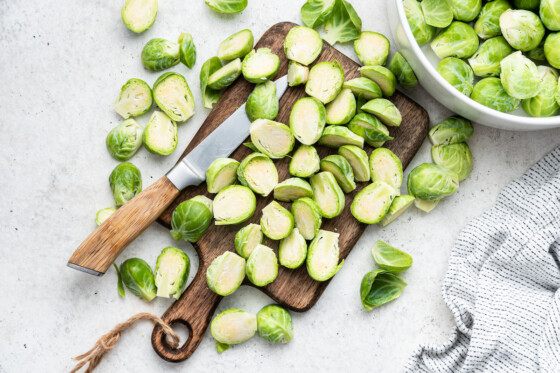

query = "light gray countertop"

[1,1,559,372]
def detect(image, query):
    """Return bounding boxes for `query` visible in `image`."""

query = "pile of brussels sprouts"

[405,0,560,117]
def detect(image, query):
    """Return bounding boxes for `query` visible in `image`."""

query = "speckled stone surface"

[1,1,559,372]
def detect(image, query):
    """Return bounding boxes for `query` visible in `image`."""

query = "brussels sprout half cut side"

[414,198,440,212]
[250,119,295,159]
[380,195,415,227]
[141,39,180,72]
[289,145,321,177]
[274,178,313,202]
[320,155,356,193]
[499,9,545,52]
[430,21,479,60]
[206,158,240,194]
[155,247,190,299]
[153,72,195,122]
[500,52,540,100]
[284,26,323,66]
[213,185,256,225]
[429,116,474,145]
[351,181,396,224]
[348,112,392,148]
[361,99,402,127]
[338,145,370,182]
[237,152,278,197]
[291,197,322,240]
[246,80,279,122]
[305,61,345,104]
[219,29,254,61]
[290,97,327,145]
[246,244,279,286]
[257,305,294,343]
[388,52,418,88]
[431,143,473,181]
[95,207,116,226]
[369,148,403,192]
[319,126,364,148]
[301,0,336,29]
[279,228,308,269]
[306,230,344,282]
[287,61,309,87]
[115,78,153,119]
[211,309,256,349]
[143,111,177,156]
[178,33,196,69]
[235,224,263,259]
[360,269,407,310]
[242,49,280,84]
[437,57,475,96]
[310,172,345,218]
[260,201,294,240]
[371,240,413,273]
[170,196,213,242]
[325,89,356,125]
[407,163,459,201]
[106,119,144,161]
[360,66,397,97]
[109,162,142,207]
[471,77,520,113]
[207,252,246,296]
[121,0,158,33]
[343,77,382,100]
[354,31,390,66]
[120,258,157,301]
[208,58,242,90]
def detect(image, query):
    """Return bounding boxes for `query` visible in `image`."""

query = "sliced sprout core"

[369,148,403,192]
[242,49,280,83]
[289,145,321,178]
[211,309,256,345]
[354,31,390,66]
[338,145,370,182]
[121,0,158,33]
[306,230,344,282]
[115,78,153,119]
[290,97,326,145]
[360,66,397,97]
[219,29,254,60]
[291,197,322,240]
[235,224,263,259]
[237,152,278,197]
[319,126,364,148]
[206,252,246,296]
[95,207,116,226]
[287,61,309,86]
[143,111,178,156]
[206,158,240,194]
[343,77,382,100]
[208,58,242,90]
[153,72,195,122]
[274,178,313,202]
[260,201,294,240]
[213,185,256,225]
[326,88,357,125]
[305,61,345,104]
[279,228,308,269]
[250,119,295,159]
[320,155,356,193]
[155,247,190,299]
[310,172,345,218]
[246,244,279,286]
[284,26,323,65]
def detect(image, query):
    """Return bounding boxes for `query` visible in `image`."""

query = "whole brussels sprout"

[242,49,280,84]
[178,33,196,69]
[353,31,391,66]
[200,57,223,109]
[499,9,545,51]
[306,230,344,281]
[235,224,263,259]
[431,143,473,181]
[369,148,403,192]
[213,185,256,225]
[95,207,116,226]
[348,113,392,148]
[407,163,459,201]
[121,0,158,33]
[257,305,294,343]
[206,158,239,194]
[429,116,474,145]
[287,61,309,87]
[360,66,397,97]
[260,201,294,240]
[153,72,195,122]
[421,0,453,28]
[289,144,321,177]
[361,98,402,127]
[338,145,370,182]
[250,119,295,159]
[471,77,520,112]
[326,89,356,125]
[141,38,180,71]
[274,178,313,202]
[155,247,190,299]
[351,181,396,224]
[109,162,142,207]
[290,97,327,145]
[208,58,242,90]
[320,155,356,193]
[540,0,560,31]
[170,196,213,243]
[500,51,540,99]
[279,228,307,269]
[319,125,365,148]
[246,244,279,286]
[544,33,560,68]
[119,258,157,301]
[437,57,475,96]
[284,26,323,66]
[291,197,322,241]
[219,29,254,61]
[207,252,246,296]
[388,52,418,88]
[380,195,416,227]
[205,0,248,13]
[468,37,514,77]
[446,0,482,22]
[522,66,560,117]
[514,0,540,9]
[210,309,256,351]
[360,269,407,310]
[106,119,143,161]
[114,78,153,119]
[371,240,413,273]
[143,111,178,156]
[237,152,278,197]
[404,0,436,45]
[310,172,345,218]
[305,61,345,104]
[246,81,279,122]
[430,22,479,59]
[474,0,512,39]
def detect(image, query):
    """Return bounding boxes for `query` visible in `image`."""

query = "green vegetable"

[514,0,539,9]
[326,88,356,125]
[213,185,256,225]
[388,52,418,88]
[289,144,321,177]
[153,72,195,122]
[288,61,310,86]
[170,196,213,242]
[407,163,459,201]
[359,66,396,97]
[250,119,295,159]
[471,77,520,112]
[522,66,560,117]
[256,305,294,343]
[274,178,313,202]
[235,224,263,259]
[474,0,511,39]
[414,198,440,212]
[361,98,402,127]
[310,172,345,218]
[353,31,390,66]
[527,40,546,61]
[205,0,248,14]
[237,152,278,197]
[291,198,322,240]
[246,81,279,122]
[371,240,413,273]
[446,0,482,22]
[544,33,560,69]
[351,181,396,224]
[320,155,356,193]
[323,0,362,45]
[121,0,158,33]
[290,97,326,145]
[500,51,540,99]
[540,0,560,31]
[369,148,403,191]
[338,145,370,182]
[437,57,475,96]
[431,143,473,181]
[141,38,180,71]
[200,57,223,109]
[216,342,230,353]
[343,77,382,100]
[260,201,294,240]
[206,252,246,295]
[360,269,407,310]
[106,119,143,161]
[155,247,190,299]
[109,162,142,207]
[430,22,479,59]
[246,244,279,286]
[499,9,545,51]
[301,0,336,28]
[242,49,280,83]
[305,61,345,104]
[114,78,153,119]
[319,125,365,148]
[421,0,453,28]
[348,112,392,147]
[142,111,177,156]
[206,158,240,194]
[178,33,196,69]
[279,228,308,269]
[306,230,344,281]
[96,207,116,226]
[119,258,157,302]
[284,26,323,66]
[468,37,514,77]
[211,309,256,351]
[404,0,436,45]
[114,263,125,297]
[380,195,415,227]
[208,58,242,90]
[218,29,254,60]
[428,116,474,145]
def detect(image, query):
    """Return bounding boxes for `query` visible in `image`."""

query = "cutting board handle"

[151,262,221,362]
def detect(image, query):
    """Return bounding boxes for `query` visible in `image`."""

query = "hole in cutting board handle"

[159,319,192,354]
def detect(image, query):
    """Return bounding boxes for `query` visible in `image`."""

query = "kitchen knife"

[68,75,289,276]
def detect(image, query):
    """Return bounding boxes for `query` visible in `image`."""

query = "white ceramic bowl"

[387,0,560,131]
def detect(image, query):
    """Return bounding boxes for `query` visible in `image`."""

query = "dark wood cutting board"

[151,22,429,362]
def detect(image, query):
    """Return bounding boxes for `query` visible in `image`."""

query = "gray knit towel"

[406,146,560,373]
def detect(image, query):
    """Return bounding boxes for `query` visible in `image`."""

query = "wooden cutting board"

[151,21,429,362]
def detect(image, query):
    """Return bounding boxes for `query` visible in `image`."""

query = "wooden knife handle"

[67,176,180,275]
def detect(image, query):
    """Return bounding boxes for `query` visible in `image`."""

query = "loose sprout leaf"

[323,0,362,45]
[257,305,294,343]
[200,57,223,109]
[114,263,126,297]
[421,0,453,28]
[216,342,230,353]
[205,0,248,14]
[371,240,413,273]
[301,0,336,28]
[360,270,407,310]
[178,33,196,69]
[211,309,256,345]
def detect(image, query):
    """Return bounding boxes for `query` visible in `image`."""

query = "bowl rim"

[395,0,560,129]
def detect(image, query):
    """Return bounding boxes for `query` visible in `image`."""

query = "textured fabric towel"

[406,146,560,373]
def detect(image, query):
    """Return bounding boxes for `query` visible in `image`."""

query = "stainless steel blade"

[166,75,289,190]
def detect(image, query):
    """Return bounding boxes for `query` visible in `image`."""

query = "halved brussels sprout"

[206,158,240,194]
[170,195,213,242]
[200,57,223,109]
[291,197,322,240]
[342,77,382,100]
[106,119,143,161]
[237,152,279,197]
[289,145,321,177]
[246,244,279,286]
[380,195,415,227]
[323,0,362,45]
[348,112,393,147]
[429,116,474,145]
[360,269,407,310]
[178,33,196,69]
[404,0,436,45]
[544,33,560,69]
[319,126,365,148]
[310,172,345,218]
[279,228,308,269]
[143,111,177,156]
[500,51,540,99]
[351,181,396,224]
[208,58,242,90]
[301,0,336,29]
[407,163,459,201]
[514,0,540,9]
[326,89,356,125]
[471,77,520,112]
[242,49,280,84]
[446,0,482,22]
[359,66,396,97]
[305,61,345,104]
[284,26,323,66]
[290,97,326,145]
[153,72,195,122]
[207,252,246,296]
[274,178,313,202]
[218,29,254,61]
[250,119,295,159]
[306,230,344,281]
[288,61,309,87]
[261,201,294,240]
[256,305,294,343]
[320,155,356,193]
[121,0,158,33]
[430,22,479,59]
[388,52,418,88]
[431,143,473,182]
[369,148,403,192]
[522,66,560,117]
[414,198,440,212]
[421,0,453,28]
[361,98,402,127]
[353,31,390,66]
[499,9,545,52]
[437,57,475,96]
[211,309,256,352]
[371,240,413,273]
[474,0,511,39]
[120,258,157,301]
[235,224,263,259]
[115,78,153,119]
[109,162,142,207]
[541,0,560,31]
[141,39,180,71]
[246,81,279,122]
[205,0,248,13]
[213,185,256,225]
[95,207,116,226]
[338,145,370,182]
[468,37,514,78]
[155,247,190,299]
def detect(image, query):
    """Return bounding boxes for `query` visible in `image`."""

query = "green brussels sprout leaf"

[301,0,336,28]
[323,0,362,45]
[522,66,560,117]
[474,0,511,39]
[380,195,415,227]
[499,9,545,51]
[371,240,413,273]
[447,0,482,22]
[544,33,560,69]
[500,51,540,99]
[178,33,196,69]
[113,263,126,297]
[205,0,248,14]
[404,0,436,45]
[360,269,407,310]
[200,57,223,109]
[468,37,514,78]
